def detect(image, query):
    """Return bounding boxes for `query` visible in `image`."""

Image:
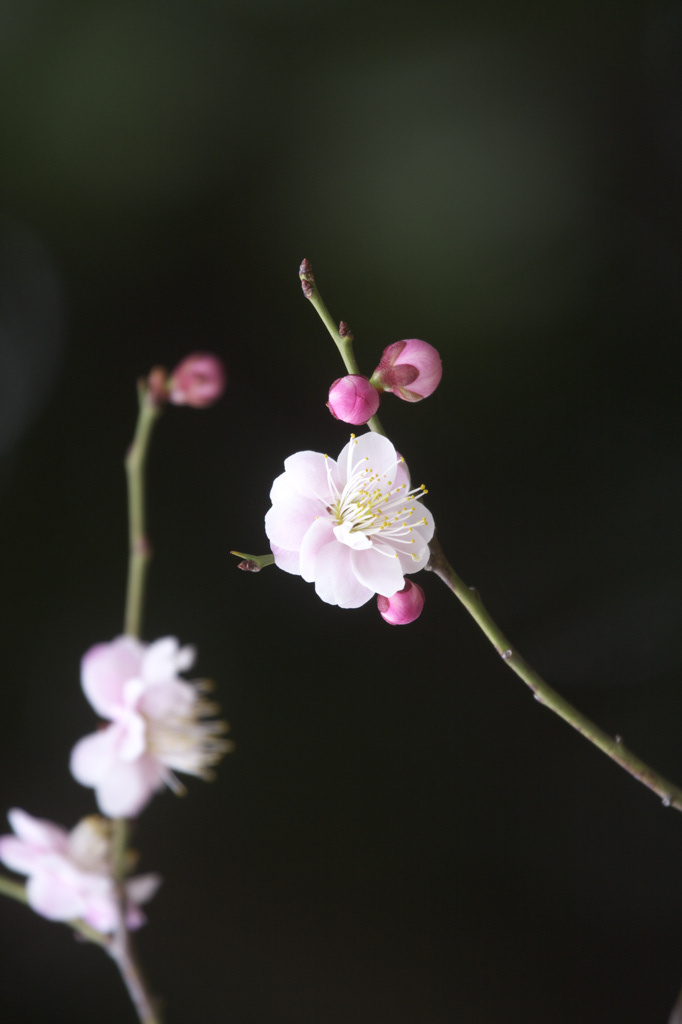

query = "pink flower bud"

[328,375,380,425]
[371,339,442,402]
[377,579,425,625]
[169,353,226,408]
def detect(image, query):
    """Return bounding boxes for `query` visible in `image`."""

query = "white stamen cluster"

[325,436,429,561]
[147,682,233,795]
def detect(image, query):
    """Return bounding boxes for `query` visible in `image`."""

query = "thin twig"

[123,381,162,638]
[299,259,385,436]
[108,925,162,1024]
[117,382,164,1021]
[426,534,682,811]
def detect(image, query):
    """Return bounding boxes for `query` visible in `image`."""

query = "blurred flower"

[265,432,434,608]
[169,352,226,407]
[327,375,380,424]
[70,636,232,818]
[0,809,159,932]
[377,579,425,624]
[371,339,442,402]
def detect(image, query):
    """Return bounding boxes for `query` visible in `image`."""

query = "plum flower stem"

[124,380,163,640]
[0,873,27,904]
[120,385,164,1022]
[108,926,162,1024]
[426,535,682,810]
[113,817,129,886]
[299,259,385,437]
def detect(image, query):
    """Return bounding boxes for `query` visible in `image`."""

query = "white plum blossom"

[0,809,160,932]
[70,636,231,818]
[265,432,434,608]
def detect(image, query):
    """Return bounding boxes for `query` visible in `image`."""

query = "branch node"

[237,560,261,573]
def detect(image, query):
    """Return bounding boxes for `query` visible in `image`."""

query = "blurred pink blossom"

[0,809,159,932]
[327,375,380,425]
[371,339,442,402]
[377,579,425,625]
[265,432,434,608]
[169,352,226,407]
[70,636,231,818]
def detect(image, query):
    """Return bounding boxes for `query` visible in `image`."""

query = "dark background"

[1,2,681,1021]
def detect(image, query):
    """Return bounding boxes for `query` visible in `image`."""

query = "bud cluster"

[327,339,441,425]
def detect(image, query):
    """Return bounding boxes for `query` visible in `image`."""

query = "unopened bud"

[328,375,380,425]
[377,579,425,625]
[169,353,226,408]
[299,258,315,298]
[371,339,442,402]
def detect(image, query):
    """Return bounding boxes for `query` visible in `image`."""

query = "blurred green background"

[1,1,681,1021]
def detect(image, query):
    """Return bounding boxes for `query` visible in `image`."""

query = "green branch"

[123,381,163,639]
[299,259,385,437]
[426,535,682,810]
[302,258,682,813]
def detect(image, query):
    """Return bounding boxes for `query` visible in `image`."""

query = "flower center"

[67,816,114,873]
[325,439,429,559]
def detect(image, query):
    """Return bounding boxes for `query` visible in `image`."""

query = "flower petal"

[70,727,121,786]
[270,543,300,575]
[351,545,405,598]
[142,636,194,683]
[299,517,336,583]
[6,809,67,852]
[93,756,165,818]
[81,637,144,718]
[116,712,148,761]
[314,541,374,607]
[139,679,195,721]
[27,871,86,921]
[269,470,298,503]
[82,894,119,933]
[0,836,46,875]
[126,872,162,906]
[265,493,322,553]
[282,450,336,500]
[336,432,398,486]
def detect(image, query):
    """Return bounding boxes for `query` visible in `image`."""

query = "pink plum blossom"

[371,339,442,402]
[169,352,226,407]
[70,636,231,818]
[327,375,380,425]
[0,809,160,932]
[264,432,434,608]
[377,579,425,625]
